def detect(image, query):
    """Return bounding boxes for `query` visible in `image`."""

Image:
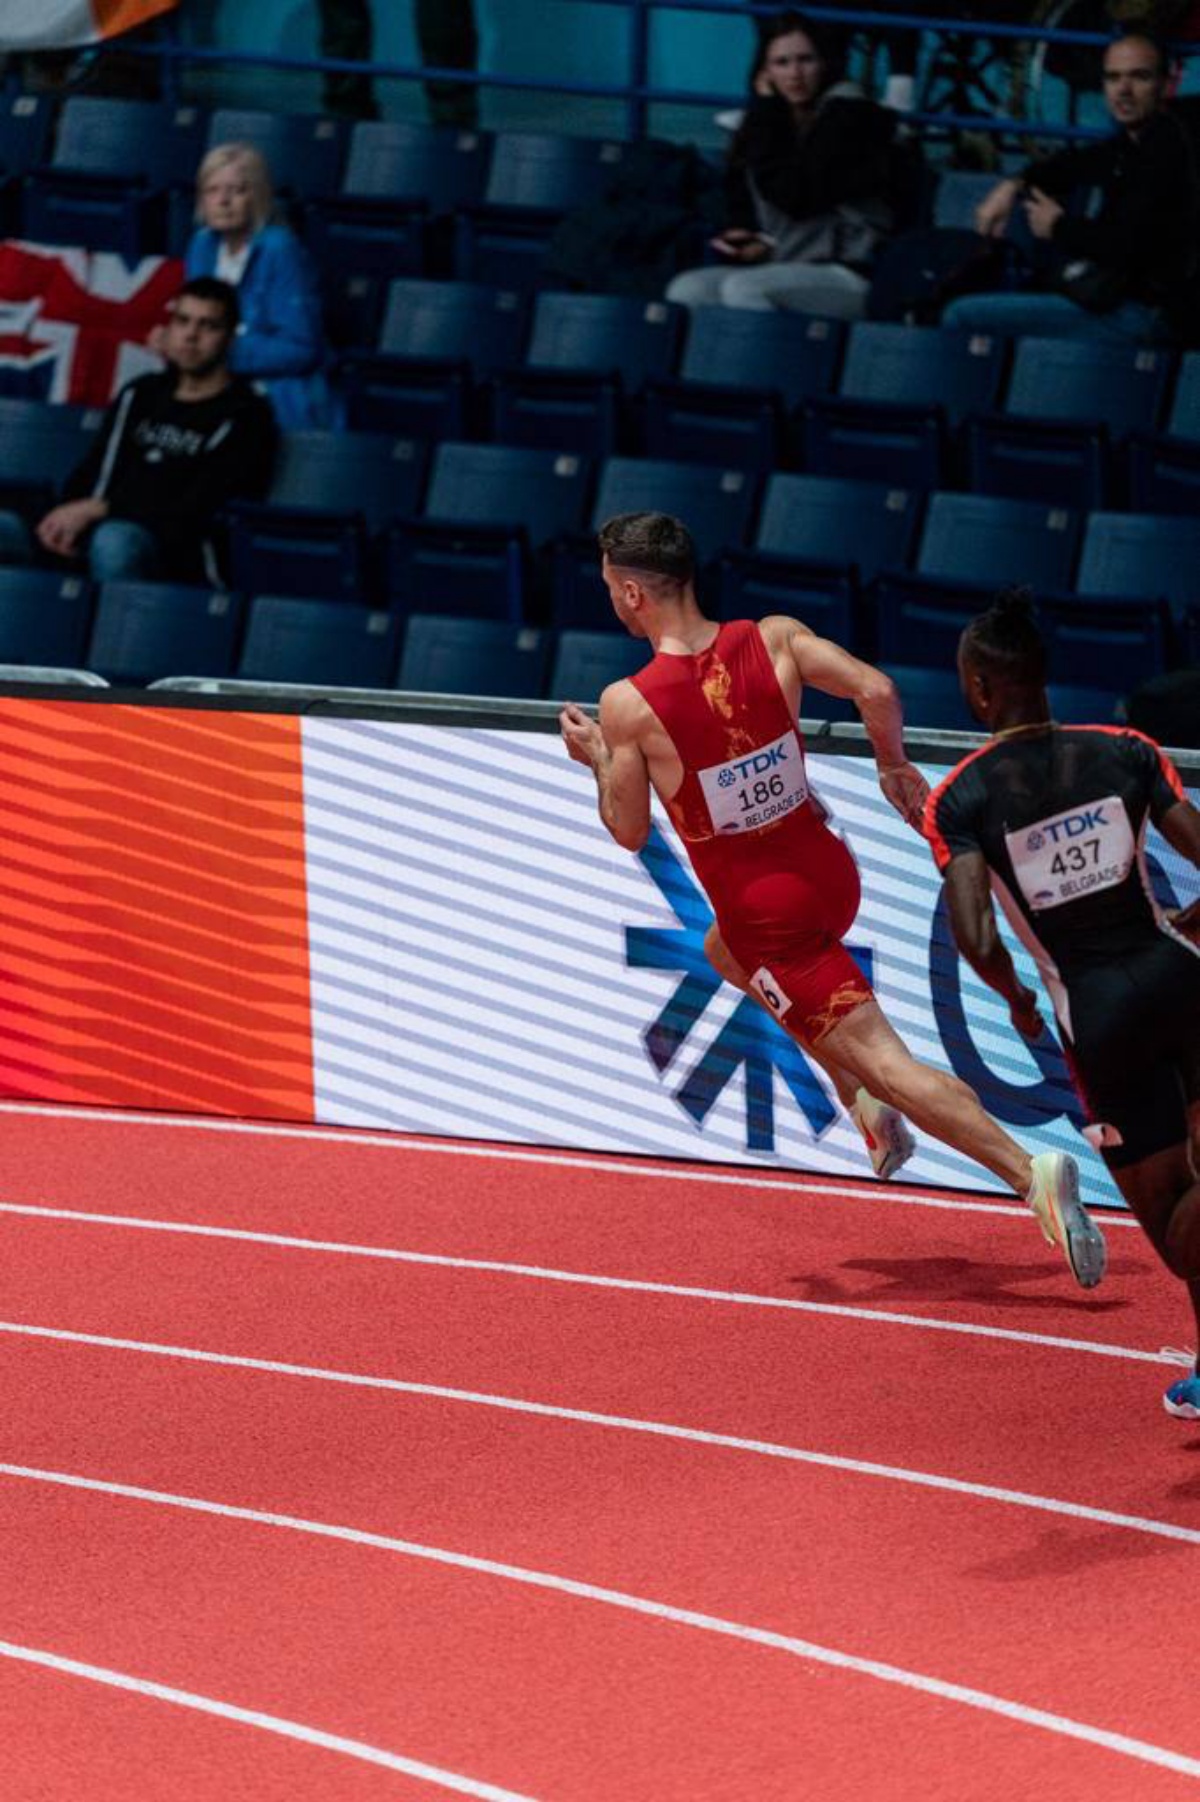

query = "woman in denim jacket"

[184,142,335,429]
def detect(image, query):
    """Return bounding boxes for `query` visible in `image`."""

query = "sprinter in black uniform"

[925,591,1200,1417]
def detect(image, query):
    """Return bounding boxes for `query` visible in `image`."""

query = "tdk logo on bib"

[699,730,808,835]
[723,743,791,784]
[1027,804,1108,851]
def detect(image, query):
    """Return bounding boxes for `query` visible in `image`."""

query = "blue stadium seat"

[303,196,426,282]
[966,416,1107,510]
[886,663,974,730]
[0,399,102,510]
[931,170,1036,255]
[237,596,400,686]
[839,321,1005,423]
[0,568,93,667]
[322,272,389,352]
[590,457,757,563]
[338,355,473,440]
[52,96,206,187]
[801,398,945,489]
[1047,683,1124,724]
[916,493,1079,591]
[206,109,346,197]
[454,132,624,287]
[1182,606,1200,665]
[1075,512,1200,610]
[1003,336,1172,438]
[716,554,859,646]
[1126,433,1200,516]
[0,92,54,174]
[395,614,552,698]
[20,169,165,258]
[642,379,782,471]
[424,441,591,547]
[1165,352,1200,442]
[490,368,621,458]
[873,571,994,668]
[385,519,528,622]
[228,506,369,602]
[548,628,651,703]
[86,581,244,686]
[377,278,528,373]
[1037,592,1169,691]
[526,292,683,389]
[342,119,492,213]
[677,309,844,408]
[268,431,428,530]
[755,473,921,583]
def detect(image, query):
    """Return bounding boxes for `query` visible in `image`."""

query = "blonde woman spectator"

[184,142,334,428]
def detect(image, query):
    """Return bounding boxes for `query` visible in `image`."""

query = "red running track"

[0,1104,1197,1801]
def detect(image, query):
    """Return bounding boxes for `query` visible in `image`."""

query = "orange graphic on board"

[0,700,314,1120]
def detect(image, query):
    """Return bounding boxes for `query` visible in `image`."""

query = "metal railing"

[119,0,1197,148]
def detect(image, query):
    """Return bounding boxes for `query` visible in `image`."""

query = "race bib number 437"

[1005,794,1135,912]
[698,730,808,834]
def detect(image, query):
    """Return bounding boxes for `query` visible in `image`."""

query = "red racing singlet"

[631,620,872,1040]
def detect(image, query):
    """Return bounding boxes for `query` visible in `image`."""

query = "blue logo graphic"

[625,827,873,1152]
[717,769,736,788]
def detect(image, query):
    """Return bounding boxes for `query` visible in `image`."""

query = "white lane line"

[0,1098,1138,1224]
[0,1637,536,1800]
[0,1203,1151,1361]
[1,1473,1197,1783]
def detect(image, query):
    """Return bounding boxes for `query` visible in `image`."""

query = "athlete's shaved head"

[597,512,696,594]
[960,587,1048,688]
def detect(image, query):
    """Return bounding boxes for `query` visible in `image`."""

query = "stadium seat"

[490,367,621,458]
[385,519,528,622]
[20,169,166,259]
[548,628,651,702]
[454,132,625,288]
[52,96,207,187]
[395,613,552,698]
[1126,433,1200,516]
[1075,512,1200,610]
[800,398,945,489]
[965,416,1107,509]
[423,441,591,548]
[930,169,1035,255]
[342,119,492,213]
[676,309,845,409]
[716,554,859,647]
[1003,336,1172,438]
[0,568,93,667]
[885,663,974,730]
[838,320,1005,423]
[0,92,54,175]
[339,354,472,440]
[268,431,428,530]
[206,109,346,197]
[526,292,683,389]
[1165,352,1200,442]
[590,457,757,564]
[86,581,244,686]
[873,571,995,668]
[0,400,103,512]
[754,473,921,582]
[237,596,400,687]
[377,278,529,373]
[322,271,389,352]
[1037,592,1169,691]
[1047,683,1124,724]
[642,379,783,471]
[916,493,1080,592]
[228,506,369,602]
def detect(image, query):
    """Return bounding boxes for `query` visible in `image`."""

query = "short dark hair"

[1103,29,1168,79]
[961,586,1047,687]
[175,275,240,333]
[597,512,696,589]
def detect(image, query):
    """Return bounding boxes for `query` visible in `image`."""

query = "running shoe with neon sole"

[1164,1375,1200,1419]
[1026,1150,1107,1289]
[850,1087,915,1181]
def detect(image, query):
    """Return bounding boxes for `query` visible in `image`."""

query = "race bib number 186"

[698,730,808,834]
[1005,794,1135,912]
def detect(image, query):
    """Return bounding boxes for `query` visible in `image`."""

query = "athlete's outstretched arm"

[942,851,1044,1038]
[559,684,652,852]
[776,620,929,829]
[1160,799,1200,941]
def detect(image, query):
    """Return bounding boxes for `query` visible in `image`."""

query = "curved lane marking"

[0,1471,1197,1782]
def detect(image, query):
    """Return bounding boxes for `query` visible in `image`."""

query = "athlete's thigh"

[1107,1142,1194,1256]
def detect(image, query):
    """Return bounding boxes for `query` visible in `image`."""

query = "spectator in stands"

[416,0,480,128]
[0,278,276,587]
[184,142,335,429]
[318,0,380,120]
[943,32,1199,343]
[665,9,900,318]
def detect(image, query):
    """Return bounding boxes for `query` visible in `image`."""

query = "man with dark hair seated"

[0,277,277,587]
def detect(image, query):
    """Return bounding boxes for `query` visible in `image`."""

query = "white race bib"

[1005,794,1135,913]
[698,730,808,835]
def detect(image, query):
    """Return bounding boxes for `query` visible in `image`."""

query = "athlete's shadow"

[965,1525,1175,1582]
[789,1254,1135,1314]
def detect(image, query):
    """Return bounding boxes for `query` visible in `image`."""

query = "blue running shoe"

[1163,1374,1200,1419]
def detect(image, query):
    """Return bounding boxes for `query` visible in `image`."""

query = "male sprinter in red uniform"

[927,589,1200,1412]
[559,512,1106,1286]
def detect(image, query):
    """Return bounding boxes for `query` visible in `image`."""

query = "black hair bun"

[990,585,1036,627]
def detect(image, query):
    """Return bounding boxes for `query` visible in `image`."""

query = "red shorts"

[714,820,875,1045]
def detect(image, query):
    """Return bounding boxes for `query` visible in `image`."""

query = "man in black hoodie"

[0,276,276,586]
[942,31,1198,343]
